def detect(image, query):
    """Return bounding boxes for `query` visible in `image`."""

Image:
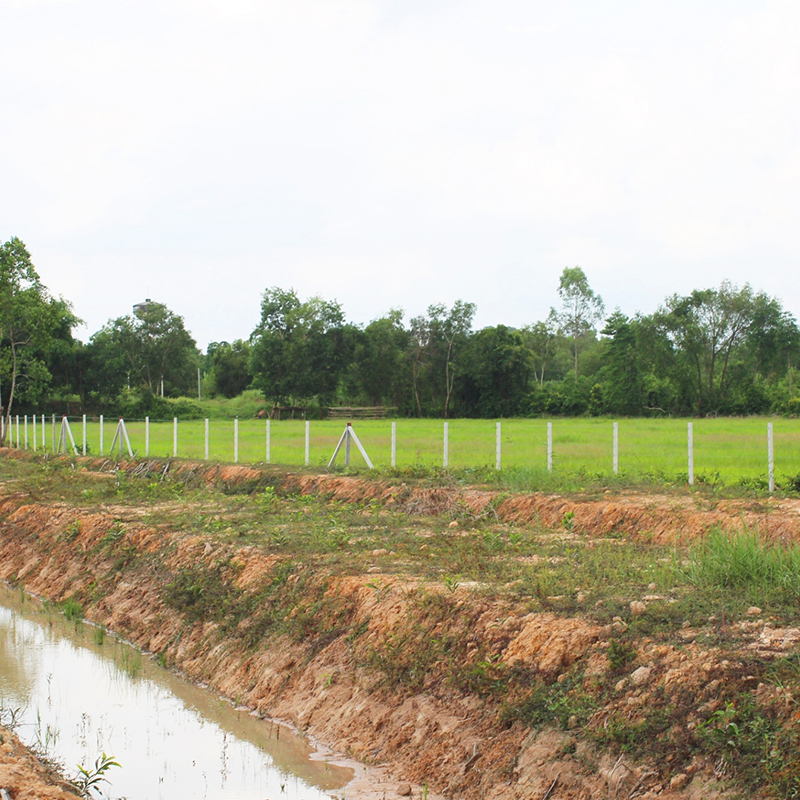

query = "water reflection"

[0,586,352,799]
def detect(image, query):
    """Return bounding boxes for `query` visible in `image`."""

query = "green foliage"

[0,237,80,429]
[205,339,253,398]
[61,597,83,622]
[163,562,241,623]
[250,287,351,405]
[499,674,597,730]
[408,300,476,418]
[552,266,605,380]
[70,752,121,797]
[694,699,800,797]
[606,638,636,671]
[86,300,200,400]
[684,528,800,602]
[457,325,531,417]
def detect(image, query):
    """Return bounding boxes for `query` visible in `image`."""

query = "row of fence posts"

[0,415,779,492]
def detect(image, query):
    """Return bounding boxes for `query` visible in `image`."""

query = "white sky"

[1,0,799,349]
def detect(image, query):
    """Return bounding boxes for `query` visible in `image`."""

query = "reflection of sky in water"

[0,596,351,799]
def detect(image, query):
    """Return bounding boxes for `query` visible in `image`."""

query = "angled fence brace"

[328,423,374,469]
[108,417,135,459]
[56,416,79,456]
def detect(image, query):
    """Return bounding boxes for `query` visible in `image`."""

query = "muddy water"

[0,585,353,799]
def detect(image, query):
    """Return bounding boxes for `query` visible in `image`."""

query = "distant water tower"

[133,298,160,316]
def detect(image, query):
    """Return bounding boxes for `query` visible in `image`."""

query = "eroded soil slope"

[0,451,799,799]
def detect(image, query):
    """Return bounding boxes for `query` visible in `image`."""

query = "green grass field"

[12,415,800,485]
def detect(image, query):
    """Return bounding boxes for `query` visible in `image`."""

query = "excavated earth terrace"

[0,449,798,800]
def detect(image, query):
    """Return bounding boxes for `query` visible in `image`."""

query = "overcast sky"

[2,0,799,348]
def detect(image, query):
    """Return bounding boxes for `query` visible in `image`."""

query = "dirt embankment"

[1,453,799,799]
[0,724,81,800]
[10,447,800,544]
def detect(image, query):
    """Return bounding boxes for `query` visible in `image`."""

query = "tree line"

[2,236,799,428]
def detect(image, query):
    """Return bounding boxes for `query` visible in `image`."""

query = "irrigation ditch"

[0,448,799,798]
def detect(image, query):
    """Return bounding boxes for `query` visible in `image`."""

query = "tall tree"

[601,311,646,415]
[206,340,252,398]
[458,325,531,417]
[0,238,79,436]
[351,310,410,407]
[552,267,605,379]
[249,287,351,405]
[409,300,476,417]
[653,282,767,414]
[87,302,199,398]
[521,319,557,387]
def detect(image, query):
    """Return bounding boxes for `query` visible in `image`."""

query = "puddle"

[0,585,353,798]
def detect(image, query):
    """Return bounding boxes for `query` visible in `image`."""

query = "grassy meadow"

[14,414,800,487]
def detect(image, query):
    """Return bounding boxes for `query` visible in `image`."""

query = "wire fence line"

[1,413,796,489]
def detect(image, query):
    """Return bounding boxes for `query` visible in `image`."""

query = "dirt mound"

[0,490,785,799]
[7,448,800,544]
[0,724,81,799]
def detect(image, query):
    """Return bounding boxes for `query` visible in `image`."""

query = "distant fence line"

[0,413,782,491]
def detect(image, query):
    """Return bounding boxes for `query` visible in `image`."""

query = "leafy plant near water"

[0,701,22,731]
[61,598,82,622]
[69,752,121,797]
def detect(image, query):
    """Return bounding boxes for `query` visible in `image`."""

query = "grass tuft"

[684,528,800,602]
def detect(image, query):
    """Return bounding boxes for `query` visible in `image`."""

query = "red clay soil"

[0,724,81,799]
[7,448,800,544]
[1,451,800,798]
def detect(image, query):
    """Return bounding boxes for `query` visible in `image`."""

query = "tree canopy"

[3,239,800,421]
[0,238,80,435]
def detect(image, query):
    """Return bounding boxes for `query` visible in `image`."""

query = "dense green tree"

[86,301,200,398]
[350,310,411,408]
[652,282,778,414]
[0,238,80,434]
[600,311,646,415]
[206,340,252,398]
[250,287,352,406]
[521,320,557,387]
[409,300,476,417]
[552,267,605,379]
[458,325,531,417]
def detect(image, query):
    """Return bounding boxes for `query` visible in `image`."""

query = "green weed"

[69,752,121,797]
[61,598,83,622]
[684,528,800,603]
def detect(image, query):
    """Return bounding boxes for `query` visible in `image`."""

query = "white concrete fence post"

[234,417,239,463]
[173,417,178,458]
[204,418,209,461]
[24,415,28,450]
[496,421,501,471]
[99,414,104,455]
[82,414,87,456]
[768,421,774,493]
[33,414,37,451]
[145,417,150,457]
[688,422,694,486]
[266,419,271,464]
[613,421,619,475]
[547,421,553,472]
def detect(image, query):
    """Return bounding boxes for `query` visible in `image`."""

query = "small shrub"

[607,638,636,671]
[62,598,83,622]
